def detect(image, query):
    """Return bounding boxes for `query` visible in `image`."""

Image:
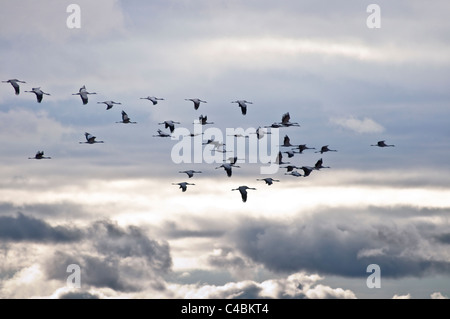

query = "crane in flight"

[256,177,280,185]
[314,158,330,170]
[232,186,256,202]
[72,85,97,105]
[216,163,240,177]
[153,129,171,137]
[315,145,337,154]
[97,100,122,110]
[279,112,300,127]
[197,115,214,125]
[140,96,164,105]
[79,132,104,144]
[172,182,195,192]
[25,87,50,103]
[28,151,51,160]
[116,110,137,124]
[371,140,395,147]
[179,170,202,178]
[2,79,26,95]
[158,120,180,133]
[185,98,207,110]
[231,100,253,115]
[292,144,316,154]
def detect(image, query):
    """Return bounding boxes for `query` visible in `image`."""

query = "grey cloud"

[0,213,82,242]
[230,206,450,278]
[43,219,172,292]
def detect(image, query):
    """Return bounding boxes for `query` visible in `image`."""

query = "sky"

[0,0,450,299]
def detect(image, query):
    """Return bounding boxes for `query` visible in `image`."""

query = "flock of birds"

[3,78,395,203]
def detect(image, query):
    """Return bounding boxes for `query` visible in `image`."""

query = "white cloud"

[430,292,448,299]
[330,116,385,134]
[165,272,356,299]
[392,293,411,299]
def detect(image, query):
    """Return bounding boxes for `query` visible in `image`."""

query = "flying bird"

[285,171,303,177]
[283,150,296,158]
[279,112,300,127]
[116,110,137,124]
[2,79,26,95]
[28,151,51,160]
[256,177,280,185]
[172,182,195,192]
[250,126,271,140]
[203,139,225,150]
[231,186,256,202]
[179,170,202,178]
[292,144,316,154]
[140,96,164,105]
[300,166,315,177]
[231,100,253,115]
[314,158,330,170]
[371,140,395,147]
[315,145,337,154]
[158,120,180,133]
[79,132,104,144]
[185,98,207,110]
[153,129,171,137]
[281,165,301,172]
[197,115,214,125]
[72,85,97,105]
[25,87,50,103]
[216,163,240,177]
[281,135,298,147]
[97,100,121,110]
[273,151,290,165]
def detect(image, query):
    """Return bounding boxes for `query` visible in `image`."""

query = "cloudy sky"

[0,0,450,299]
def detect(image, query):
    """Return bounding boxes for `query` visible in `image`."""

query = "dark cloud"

[43,219,172,292]
[58,290,100,299]
[230,206,450,278]
[0,213,82,242]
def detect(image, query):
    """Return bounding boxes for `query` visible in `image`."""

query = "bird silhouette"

[292,144,316,154]
[116,110,137,124]
[232,186,256,202]
[300,166,315,177]
[179,170,202,178]
[79,132,104,144]
[185,98,207,110]
[140,96,164,105]
[72,85,97,105]
[273,151,290,165]
[153,129,171,137]
[25,87,50,103]
[314,158,330,170]
[197,115,214,125]
[172,182,195,192]
[2,79,26,95]
[371,140,395,147]
[158,120,180,133]
[279,112,300,127]
[280,135,298,147]
[28,151,51,160]
[97,101,121,110]
[285,171,303,177]
[231,100,253,115]
[256,177,280,185]
[216,163,240,177]
[315,145,337,154]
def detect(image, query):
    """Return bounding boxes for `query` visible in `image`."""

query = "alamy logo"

[66,264,81,288]
[366,264,381,288]
[66,4,81,29]
[170,123,280,174]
